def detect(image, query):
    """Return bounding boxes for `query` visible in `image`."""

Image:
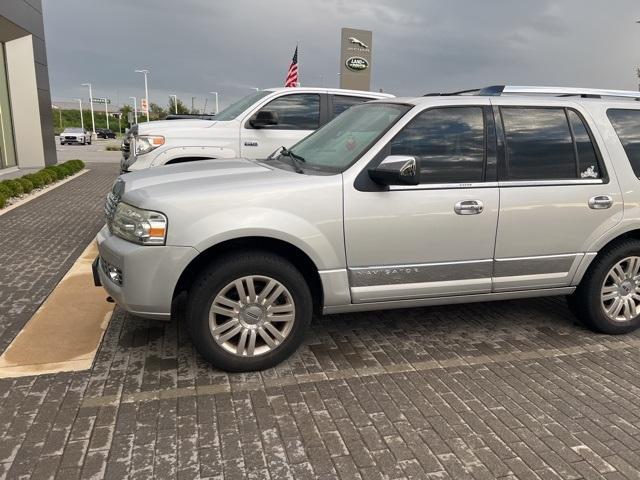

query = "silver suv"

[94,85,640,371]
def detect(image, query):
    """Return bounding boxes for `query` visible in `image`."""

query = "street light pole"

[129,96,138,124]
[170,94,178,114]
[209,92,219,114]
[135,69,150,122]
[74,98,84,130]
[81,83,95,137]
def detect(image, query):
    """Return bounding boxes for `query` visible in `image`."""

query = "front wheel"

[186,252,312,371]
[569,240,640,334]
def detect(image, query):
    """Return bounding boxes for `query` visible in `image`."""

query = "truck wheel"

[186,252,312,371]
[569,239,640,334]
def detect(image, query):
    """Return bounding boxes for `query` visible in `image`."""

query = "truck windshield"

[274,103,410,173]
[214,91,271,121]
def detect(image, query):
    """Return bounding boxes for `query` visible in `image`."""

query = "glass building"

[0,1,56,174]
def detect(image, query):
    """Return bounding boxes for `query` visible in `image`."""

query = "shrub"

[44,166,63,181]
[0,193,6,209]
[0,184,11,199]
[36,170,54,185]
[16,177,33,194]
[23,173,44,189]
[1,179,23,197]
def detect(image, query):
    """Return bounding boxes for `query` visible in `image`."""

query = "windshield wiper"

[278,146,306,173]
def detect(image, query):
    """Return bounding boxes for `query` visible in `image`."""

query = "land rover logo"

[345,56,369,72]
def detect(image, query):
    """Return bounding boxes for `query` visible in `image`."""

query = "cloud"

[43,0,640,109]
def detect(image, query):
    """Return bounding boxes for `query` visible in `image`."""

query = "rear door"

[329,94,377,120]
[240,93,322,158]
[492,99,622,291]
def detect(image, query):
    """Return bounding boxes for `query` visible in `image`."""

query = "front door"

[240,93,321,159]
[491,102,623,291]
[343,103,500,303]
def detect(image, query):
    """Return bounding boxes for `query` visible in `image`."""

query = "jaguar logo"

[348,37,369,49]
[345,56,369,72]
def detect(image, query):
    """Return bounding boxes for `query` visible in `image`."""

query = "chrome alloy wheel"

[208,275,296,357]
[601,256,640,322]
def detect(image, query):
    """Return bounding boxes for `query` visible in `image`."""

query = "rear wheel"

[569,240,640,334]
[186,252,312,371]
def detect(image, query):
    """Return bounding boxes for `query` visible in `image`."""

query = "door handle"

[454,200,484,215]
[588,195,613,210]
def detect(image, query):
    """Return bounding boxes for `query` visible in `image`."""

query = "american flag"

[284,46,298,87]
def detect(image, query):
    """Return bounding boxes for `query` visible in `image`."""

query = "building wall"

[0,0,56,168]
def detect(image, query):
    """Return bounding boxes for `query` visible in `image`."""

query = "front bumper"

[95,225,199,320]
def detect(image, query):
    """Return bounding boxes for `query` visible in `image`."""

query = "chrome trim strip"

[349,259,493,287]
[351,278,491,303]
[389,182,498,191]
[498,179,603,187]
[323,287,576,315]
[493,253,580,277]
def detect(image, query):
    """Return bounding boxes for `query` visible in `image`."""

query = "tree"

[148,102,167,121]
[168,97,190,115]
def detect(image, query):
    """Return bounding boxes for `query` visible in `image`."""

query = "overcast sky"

[44,0,640,111]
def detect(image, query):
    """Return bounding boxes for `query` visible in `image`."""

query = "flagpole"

[297,42,300,87]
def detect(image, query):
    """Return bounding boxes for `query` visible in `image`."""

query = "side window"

[607,109,640,178]
[332,96,373,117]
[501,108,576,180]
[254,94,320,130]
[386,107,485,184]
[568,110,600,179]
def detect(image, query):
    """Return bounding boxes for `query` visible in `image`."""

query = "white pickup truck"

[120,87,393,172]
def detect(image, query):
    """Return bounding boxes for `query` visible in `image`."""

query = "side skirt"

[322,287,575,315]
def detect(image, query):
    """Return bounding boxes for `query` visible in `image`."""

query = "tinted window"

[568,110,600,179]
[607,109,640,177]
[256,94,320,130]
[501,108,576,180]
[333,96,373,116]
[387,107,485,184]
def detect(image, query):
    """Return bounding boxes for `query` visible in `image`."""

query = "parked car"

[96,128,116,139]
[60,127,91,145]
[96,85,640,371]
[120,87,394,173]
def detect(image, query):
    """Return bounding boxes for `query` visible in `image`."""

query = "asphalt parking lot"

[1,158,640,479]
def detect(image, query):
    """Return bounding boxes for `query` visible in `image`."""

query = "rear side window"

[332,96,374,117]
[607,109,640,178]
[501,107,602,181]
[387,107,486,184]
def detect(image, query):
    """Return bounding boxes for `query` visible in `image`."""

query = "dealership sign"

[91,98,111,104]
[345,56,369,72]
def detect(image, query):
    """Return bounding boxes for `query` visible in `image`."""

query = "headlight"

[112,202,167,245]
[135,135,165,155]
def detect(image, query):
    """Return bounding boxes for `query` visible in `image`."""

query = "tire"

[569,239,640,334]
[186,251,312,371]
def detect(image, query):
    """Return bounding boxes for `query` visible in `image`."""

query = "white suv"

[121,87,393,172]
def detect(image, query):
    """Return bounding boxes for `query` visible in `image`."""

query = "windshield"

[64,128,84,133]
[274,103,410,173]
[214,91,271,121]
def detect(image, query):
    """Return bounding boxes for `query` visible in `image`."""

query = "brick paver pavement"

[1,164,640,479]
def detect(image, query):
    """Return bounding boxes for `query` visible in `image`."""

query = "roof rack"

[478,85,640,100]
[423,89,480,97]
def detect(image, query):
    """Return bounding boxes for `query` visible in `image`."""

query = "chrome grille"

[104,192,120,230]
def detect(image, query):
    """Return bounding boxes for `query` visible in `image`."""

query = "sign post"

[339,28,372,91]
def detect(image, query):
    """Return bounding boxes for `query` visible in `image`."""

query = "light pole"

[81,83,95,137]
[100,98,109,130]
[209,92,219,114]
[252,87,259,92]
[74,98,84,130]
[135,69,150,122]
[129,96,138,124]
[170,94,178,114]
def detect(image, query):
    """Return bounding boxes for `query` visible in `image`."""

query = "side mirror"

[250,110,278,128]
[368,155,419,186]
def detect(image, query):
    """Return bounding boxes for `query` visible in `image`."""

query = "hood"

[120,158,306,209]
[136,118,219,135]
